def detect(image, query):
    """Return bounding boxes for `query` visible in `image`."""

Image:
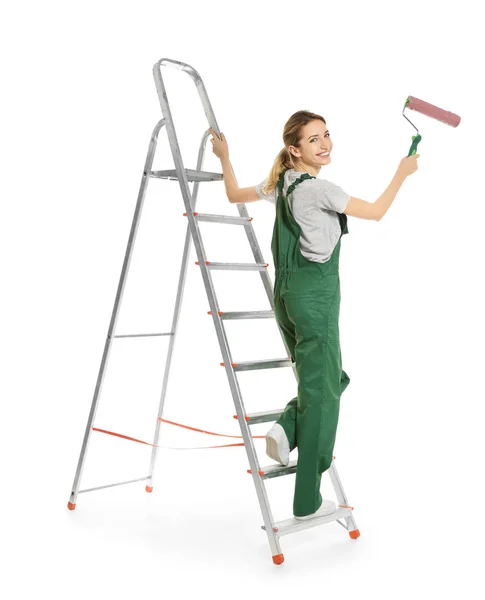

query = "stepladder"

[67,57,360,565]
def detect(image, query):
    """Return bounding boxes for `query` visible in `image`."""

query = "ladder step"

[184,212,254,226]
[196,261,268,271]
[248,460,298,479]
[233,409,283,424]
[221,358,293,372]
[261,506,354,537]
[150,168,223,182]
[209,310,274,320]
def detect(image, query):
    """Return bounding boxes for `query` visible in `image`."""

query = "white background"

[2,0,484,597]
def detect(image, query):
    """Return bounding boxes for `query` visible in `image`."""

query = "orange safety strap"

[158,417,264,439]
[92,417,265,450]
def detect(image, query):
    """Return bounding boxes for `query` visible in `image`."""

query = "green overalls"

[271,169,351,517]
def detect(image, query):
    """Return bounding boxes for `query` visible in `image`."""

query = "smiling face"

[288,119,332,175]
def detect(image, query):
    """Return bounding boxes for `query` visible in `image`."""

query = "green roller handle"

[408,134,422,156]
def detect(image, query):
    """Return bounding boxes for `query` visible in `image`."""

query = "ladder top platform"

[150,169,223,182]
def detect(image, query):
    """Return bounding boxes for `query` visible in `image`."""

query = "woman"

[209,110,419,521]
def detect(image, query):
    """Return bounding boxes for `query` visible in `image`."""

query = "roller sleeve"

[406,95,461,127]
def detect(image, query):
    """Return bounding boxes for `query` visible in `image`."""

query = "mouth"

[317,151,330,158]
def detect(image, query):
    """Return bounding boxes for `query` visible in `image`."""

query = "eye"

[310,133,330,142]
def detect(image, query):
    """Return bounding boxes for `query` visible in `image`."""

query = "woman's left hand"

[209,127,229,160]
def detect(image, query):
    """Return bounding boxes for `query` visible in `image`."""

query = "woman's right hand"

[398,153,420,178]
[209,127,229,161]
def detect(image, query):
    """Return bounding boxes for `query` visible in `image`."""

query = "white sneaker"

[294,499,337,520]
[265,423,290,466]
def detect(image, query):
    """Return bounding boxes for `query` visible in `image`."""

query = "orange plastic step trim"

[233,415,250,421]
[247,469,264,476]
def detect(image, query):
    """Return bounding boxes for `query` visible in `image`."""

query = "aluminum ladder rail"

[67,57,360,565]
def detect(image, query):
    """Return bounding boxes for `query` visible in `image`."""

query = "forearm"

[220,155,239,202]
[374,169,407,220]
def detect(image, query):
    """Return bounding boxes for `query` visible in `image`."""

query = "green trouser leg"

[273,276,350,517]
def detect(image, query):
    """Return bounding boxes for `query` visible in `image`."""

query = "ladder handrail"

[153,58,221,135]
[152,58,276,309]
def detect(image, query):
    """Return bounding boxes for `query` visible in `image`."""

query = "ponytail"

[261,147,295,195]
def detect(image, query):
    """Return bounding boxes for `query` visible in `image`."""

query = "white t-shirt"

[255,169,350,264]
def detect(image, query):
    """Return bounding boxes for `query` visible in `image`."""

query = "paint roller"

[402,96,461,156]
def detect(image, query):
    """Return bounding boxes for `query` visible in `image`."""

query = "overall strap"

[279,170,315,199]
[279,169,349,236]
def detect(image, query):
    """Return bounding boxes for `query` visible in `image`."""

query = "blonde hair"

[261,110,326,196]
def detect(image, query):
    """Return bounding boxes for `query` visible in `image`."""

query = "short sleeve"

[311,179,350,213]
[255,179,276,204]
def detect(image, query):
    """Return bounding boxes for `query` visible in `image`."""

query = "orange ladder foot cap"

[349,529,360,539]
[67,502,76,511]
[145,485,153,493]
[272,554,284,565]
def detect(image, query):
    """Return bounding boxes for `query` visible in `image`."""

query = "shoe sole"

[265,432,289,466]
